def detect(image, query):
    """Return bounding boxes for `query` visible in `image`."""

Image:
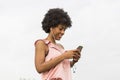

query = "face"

[51,24,67,40]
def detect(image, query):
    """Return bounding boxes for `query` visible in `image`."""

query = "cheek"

[54,30,61,34]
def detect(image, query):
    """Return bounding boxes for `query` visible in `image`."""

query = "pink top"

[35,39,72,80]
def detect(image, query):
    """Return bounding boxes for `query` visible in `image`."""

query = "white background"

[0,0,120,80]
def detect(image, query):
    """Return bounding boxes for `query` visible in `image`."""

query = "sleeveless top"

[35,39,72,80]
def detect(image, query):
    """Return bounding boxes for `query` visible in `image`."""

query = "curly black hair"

[42,8,72,33]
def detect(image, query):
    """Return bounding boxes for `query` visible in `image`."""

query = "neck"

[46,34,56,44]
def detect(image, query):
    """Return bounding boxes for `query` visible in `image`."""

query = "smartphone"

[77,46,83,52]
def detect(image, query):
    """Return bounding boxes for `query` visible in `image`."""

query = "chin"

[55,36,62,40]
[56,38,61,41]
[56,38,61,40]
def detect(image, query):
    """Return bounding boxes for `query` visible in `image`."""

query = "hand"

[63,49,80,59]
[73,50,81,63]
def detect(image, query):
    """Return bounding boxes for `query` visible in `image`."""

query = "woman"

[34,8,81,80]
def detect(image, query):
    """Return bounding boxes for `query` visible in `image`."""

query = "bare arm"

[35,41,80,73]
[35,41,66,73]
[57,43,80,67]
[57,44,80,67]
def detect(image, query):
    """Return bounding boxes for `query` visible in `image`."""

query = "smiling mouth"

[57,34,63,39]
[59,35,62,38]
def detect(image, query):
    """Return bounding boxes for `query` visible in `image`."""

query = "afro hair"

[42,8,72,33]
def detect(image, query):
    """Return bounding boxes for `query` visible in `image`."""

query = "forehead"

[57,24,67,29]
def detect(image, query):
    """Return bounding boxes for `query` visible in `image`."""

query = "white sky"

[0,0,120,80]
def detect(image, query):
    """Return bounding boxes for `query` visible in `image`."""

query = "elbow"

[35,64,51,73]
[37,70,42,74]
[36,67,43,74]
[35,65,44,74]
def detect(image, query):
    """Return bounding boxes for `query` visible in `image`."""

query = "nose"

[61,30,65,35]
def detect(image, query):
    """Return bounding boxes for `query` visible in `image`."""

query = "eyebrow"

[61,25,67,29]
[63,26,67,30]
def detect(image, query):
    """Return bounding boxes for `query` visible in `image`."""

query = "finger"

[74,52,80,57]
[73,54,80,59]
[73,50,80,55]
[73,54,81,60]
[73,58,78,62]
[73,55,80,59]
[73,57,80,61]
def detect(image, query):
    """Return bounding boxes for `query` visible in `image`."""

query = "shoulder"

[35,39,45,46]
[34,39,49,55]
[34,39,48,50]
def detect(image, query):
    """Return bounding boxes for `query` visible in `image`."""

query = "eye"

[58,25,66,31]
[59,28,63,30]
